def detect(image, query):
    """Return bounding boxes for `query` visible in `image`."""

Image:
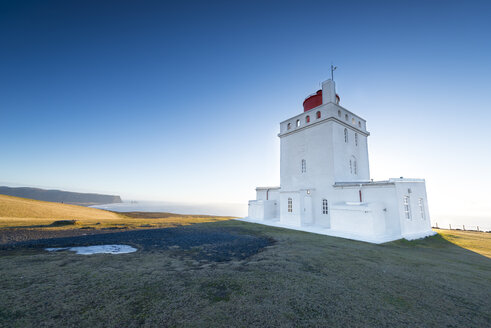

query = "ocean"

[92,201,248,217]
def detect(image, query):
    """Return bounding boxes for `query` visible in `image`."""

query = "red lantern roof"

[303,90,322,112]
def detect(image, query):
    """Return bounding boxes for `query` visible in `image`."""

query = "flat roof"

[255,186,280,190]
[334,178,425,188]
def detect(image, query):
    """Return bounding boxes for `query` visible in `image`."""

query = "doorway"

[303,196,313,225]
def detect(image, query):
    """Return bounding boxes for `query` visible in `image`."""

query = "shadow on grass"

[3,220,80,229]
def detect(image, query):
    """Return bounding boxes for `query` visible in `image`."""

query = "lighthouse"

[246,78,434,243]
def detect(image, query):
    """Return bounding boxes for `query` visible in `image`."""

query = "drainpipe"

[266,188,270,200]
[359,184,362,202]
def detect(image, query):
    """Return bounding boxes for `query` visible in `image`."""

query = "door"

[303,196,313,225]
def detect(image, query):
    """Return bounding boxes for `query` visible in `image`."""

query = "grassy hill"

[435,228,491,258]
[0,220,490,327]
[0,194,123,226]
[0,194,231,231]
[0,186,122,206]
[0,196,489,326]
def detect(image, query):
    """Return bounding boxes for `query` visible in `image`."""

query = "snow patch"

[45,244,137,255]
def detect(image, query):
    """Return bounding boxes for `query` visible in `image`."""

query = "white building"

[246,79,435,243]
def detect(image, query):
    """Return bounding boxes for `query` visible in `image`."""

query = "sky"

[1,0,490,226]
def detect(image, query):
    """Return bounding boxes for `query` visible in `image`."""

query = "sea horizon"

[92,201,491,232]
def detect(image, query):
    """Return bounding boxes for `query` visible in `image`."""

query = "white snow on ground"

[45,244,137,255]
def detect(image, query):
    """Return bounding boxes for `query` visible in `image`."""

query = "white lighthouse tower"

[246,77,435,243]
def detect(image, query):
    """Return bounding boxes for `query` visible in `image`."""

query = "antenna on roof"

[330,64,338,81]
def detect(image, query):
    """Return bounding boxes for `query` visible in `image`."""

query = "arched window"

[354,159,357,175]
[345,114,348,121]
[296,119,300,127]
[322,199,328,214]
[344,128,348,143]
[288,198,293,213]
[305,115,310,123]
[338,110,341,118]
[287,123,291,130]
[358,121,361,128]
[349,159,352,174]
[316,111,321,119]
[301,159,306,173]
[355,133,358,146]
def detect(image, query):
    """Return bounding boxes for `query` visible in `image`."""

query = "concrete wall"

[248,200,279,220]
[393,180,432,238]
[279,191,301,226]
[330,202,388,237]
[332,184,402,237]
[256,188,280,201]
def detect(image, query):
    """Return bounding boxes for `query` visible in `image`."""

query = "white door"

[303,196,313,225]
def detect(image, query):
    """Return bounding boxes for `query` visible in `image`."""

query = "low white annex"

[244,77,435,244]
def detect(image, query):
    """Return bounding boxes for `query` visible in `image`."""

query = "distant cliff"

[0,186,122,206]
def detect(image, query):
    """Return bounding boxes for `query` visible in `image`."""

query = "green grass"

[0,220,490,327]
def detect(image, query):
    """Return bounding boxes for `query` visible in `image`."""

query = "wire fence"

[432,223,491,232]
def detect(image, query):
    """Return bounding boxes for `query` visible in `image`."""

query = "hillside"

[0,186,122,206]
[1,220,490,327]
[0,194,231,233]
[0,194,124,226]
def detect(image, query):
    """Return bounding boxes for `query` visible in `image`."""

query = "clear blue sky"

[1,1,490,224]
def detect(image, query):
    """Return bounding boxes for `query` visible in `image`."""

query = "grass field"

[0,196,490,327]
[0,195,232,231]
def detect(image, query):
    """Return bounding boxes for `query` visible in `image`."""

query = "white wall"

[393,180,432,238]
[279,192,301,226]
[256,188,280,201]
[248,200,279,220]
[330,202,388,237]
[332,184,402,236]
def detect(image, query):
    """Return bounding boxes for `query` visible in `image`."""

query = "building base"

[237,217,436,244]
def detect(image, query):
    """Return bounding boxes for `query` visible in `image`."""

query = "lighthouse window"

[316,111,321,119]
[345,114,348,121]
[419,198,425,220]
[287,123,291,130]
[354,159,357,175]
[358,121,361,128]
[296,119,300,127]
[404,196,411,220]
[344,128,348,143]
[349,159,352,174]
[301,159,306,173]
[352,118,356,124]
[355,133,358,146]
[338,110,341,118]
[306,115,310,123]
[288,198,293,213]
[322,199,328,214]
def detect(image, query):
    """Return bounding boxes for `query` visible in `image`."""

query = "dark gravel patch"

[0,224,274,262]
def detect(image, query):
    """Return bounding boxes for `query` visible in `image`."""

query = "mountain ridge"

[0,186,122,206]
